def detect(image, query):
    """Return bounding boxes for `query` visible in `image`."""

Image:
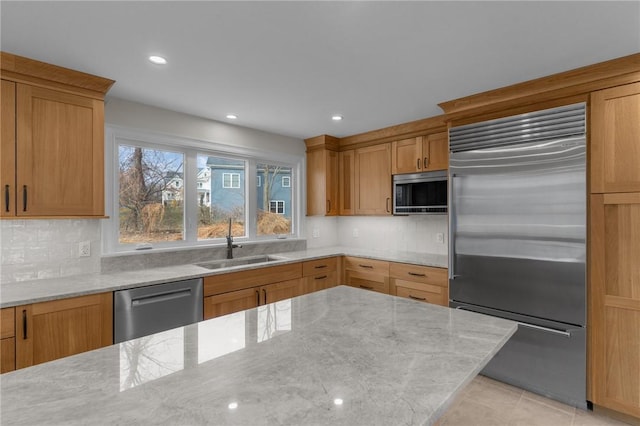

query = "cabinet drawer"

[1,337,15,373]
[395,281,447,306]
[344,257,389,275]
[345,270,389,294]
[302,271,337,294]
[389,263,447,287]
[204,263,302,296]
[302,257,337,276]
[204,288,259,320]
[1,308,15,339]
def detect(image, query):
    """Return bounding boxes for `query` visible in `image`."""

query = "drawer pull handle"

[358,264,373,269]
[4,185,9,212]
[359,285,374,290]
[314,275,328,280]
[256,290,260,306]
[263,289,267,305]
[314,265,327,269]
[409,295,427,301]
[22,185,27,212]
[22,309,27,339]
[408,272,426,277]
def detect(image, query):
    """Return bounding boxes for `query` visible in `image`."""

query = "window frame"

[103,127,303,254]
[269,200,285,215]
[222,172,241,189]
[281,176,291,188]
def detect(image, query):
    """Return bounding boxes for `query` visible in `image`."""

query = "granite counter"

[0,286,515,426]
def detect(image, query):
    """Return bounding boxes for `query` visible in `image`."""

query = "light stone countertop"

[0,286,515,426]
[0,246,447,308]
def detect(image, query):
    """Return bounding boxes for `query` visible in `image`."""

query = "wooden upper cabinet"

[16,84,105,216]
[15,293,113,369]
[591,82,640,194]
[0,80,16,217]
[391,132,449,175]
[589,193,640,418]
[339,149,355,215]
[354,143,392,215]
[305,135,339,216]
[0,52,114,218]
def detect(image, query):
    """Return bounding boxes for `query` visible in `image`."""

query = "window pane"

[197,155,246,239]
[118,145,184,244]
[257,164,292,236]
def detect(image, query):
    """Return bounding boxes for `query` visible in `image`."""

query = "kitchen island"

[0,286,515,425]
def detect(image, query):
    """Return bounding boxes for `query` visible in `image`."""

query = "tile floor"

[437,375,632,426]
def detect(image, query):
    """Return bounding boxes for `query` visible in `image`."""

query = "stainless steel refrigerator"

[448,103,587,408]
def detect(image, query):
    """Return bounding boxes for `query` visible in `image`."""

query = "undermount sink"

[195,255,282,270]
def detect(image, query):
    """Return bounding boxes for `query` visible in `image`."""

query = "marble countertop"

[0,246,448,308]
[0,286,515,426]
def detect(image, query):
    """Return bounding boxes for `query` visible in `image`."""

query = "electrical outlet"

[435,233,444,244]
[352,228,359,238]
[312,228,320,238]
[79,241,91,257]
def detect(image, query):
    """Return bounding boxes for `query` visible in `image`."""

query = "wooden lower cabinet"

[389,262,448,307]
[589,193,640,419]
[204,287,259,319]
[1,307,16,373]
[344,257,390,294]
[300,257,338,295]
[15,292,113,369]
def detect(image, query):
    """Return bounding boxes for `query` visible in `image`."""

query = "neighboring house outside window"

[269,200,285,214]
[282,176,290,187]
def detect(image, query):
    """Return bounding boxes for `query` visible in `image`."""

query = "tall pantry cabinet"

[589,81,640,419]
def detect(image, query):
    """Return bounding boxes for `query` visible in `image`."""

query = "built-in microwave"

[393,170,448,215]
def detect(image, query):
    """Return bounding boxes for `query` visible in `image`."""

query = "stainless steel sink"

[195,255,282,270]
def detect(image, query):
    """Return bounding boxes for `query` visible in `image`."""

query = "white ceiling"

[1,1,639,140]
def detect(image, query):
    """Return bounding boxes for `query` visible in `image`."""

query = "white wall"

[306,215,448,255]
[1,99,306,285]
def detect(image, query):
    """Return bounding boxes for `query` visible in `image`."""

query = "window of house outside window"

[257,163,292,236]
[105,128,300,253]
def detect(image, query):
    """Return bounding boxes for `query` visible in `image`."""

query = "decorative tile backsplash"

[1,219,101,284]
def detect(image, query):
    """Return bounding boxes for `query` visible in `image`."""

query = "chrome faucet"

[226,218,241,259]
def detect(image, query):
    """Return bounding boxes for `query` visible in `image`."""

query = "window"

[222,173,240,188]
[105,128,300,253]
[117,145,184,244]
[269,200,285,214]
[257,163,292,236]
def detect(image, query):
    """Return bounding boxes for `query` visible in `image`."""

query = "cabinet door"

[262,279,301,305]
[392,137,421,174]
[306,149,338,216]
[15,293,113,369]
[423,132,449,171]
[591,82,640,193]
[16,84,104,216]
[339,149,355,215]
[1,80,16,217]
[204,287,260,320]
[1,307,15,373]
[589,193,640,418]
[354,143,392,215]
[326,150,339,215]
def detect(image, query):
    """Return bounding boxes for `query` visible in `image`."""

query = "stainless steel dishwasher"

[114,278,203,343]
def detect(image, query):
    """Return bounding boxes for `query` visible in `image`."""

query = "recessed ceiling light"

[148,55,167,65]
[331,115,343,121]
[226,114,238,119]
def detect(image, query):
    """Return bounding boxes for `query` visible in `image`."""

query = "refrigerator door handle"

[448,172,456,279]
[454,306,572,337]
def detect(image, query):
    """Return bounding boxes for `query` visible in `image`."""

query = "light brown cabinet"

[354,143,392,215]
[301,257,339,295]
[1,307,15,373]
[389,262,448,307]
[591,82,640,194]
[14,293,113,369]
[0,52,113,218]
[339,150,355,215]
[344,256,390,294]
[203,262,303,320]
[589,193,640,419]
[391,132,449,174]
[305,135,339,216]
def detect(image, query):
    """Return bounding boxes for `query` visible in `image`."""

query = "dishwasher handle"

[131,288,193,306]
